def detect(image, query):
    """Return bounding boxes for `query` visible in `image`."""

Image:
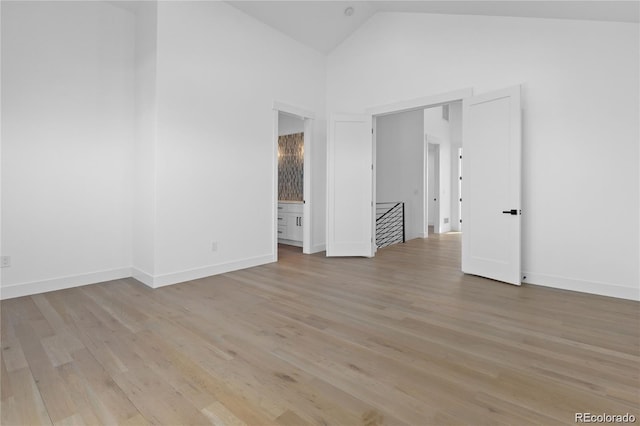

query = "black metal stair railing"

[376,202,405,249]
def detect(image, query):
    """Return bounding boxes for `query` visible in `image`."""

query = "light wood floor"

[2,233,639,425]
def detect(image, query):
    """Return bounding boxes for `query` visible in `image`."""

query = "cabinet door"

[290,215,303,242]
[285,213,297,240]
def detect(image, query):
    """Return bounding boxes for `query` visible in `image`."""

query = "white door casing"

[462,86,522,285]
[327,114,374,257]
[273,102,315,258]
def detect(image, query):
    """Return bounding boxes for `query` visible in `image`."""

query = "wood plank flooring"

[2,233,639,425]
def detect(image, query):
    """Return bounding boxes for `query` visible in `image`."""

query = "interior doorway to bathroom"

[277,112,305,252]
[273,104,314,260]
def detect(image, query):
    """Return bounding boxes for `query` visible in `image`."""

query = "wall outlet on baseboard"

[211,242,218,252]
[1,256,11,268]
[443,218,449,224]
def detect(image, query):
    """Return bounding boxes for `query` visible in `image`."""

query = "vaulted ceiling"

[226,1,640,53]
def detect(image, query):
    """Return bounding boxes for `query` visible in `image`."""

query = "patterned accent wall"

[278,133,304,201]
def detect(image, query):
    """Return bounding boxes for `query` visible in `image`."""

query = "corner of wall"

[151,255,275,288]
[131,268,155,288]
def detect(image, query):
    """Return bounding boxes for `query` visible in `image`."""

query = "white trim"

[366,88,473,117]
[423,135,429,238]
[273,101,315,120]
[274,103,315,258]
[272,109,280,262]
[372,116,377,256]
[132,267,154,288]
[0,267,131,300]
[302,118,312,254]
[367,89,472,252]
[310,243,326,254]
[1,255,277,298]
[425,134,442,145]
[524,272,640,301]
[150,255,274,288]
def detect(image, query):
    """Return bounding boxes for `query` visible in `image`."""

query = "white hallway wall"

[327,12,639,300]
[376,110,424,240]
[424,106,452,234]
[1,1,135,297]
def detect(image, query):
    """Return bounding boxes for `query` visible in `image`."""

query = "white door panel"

[462,86,521,285]
[327,114,374,257]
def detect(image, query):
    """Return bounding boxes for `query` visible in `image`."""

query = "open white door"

[327,114,374,257]
[462,86,522,285]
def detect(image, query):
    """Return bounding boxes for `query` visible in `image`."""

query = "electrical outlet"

[211,242,218,252]
[1,256,11,268]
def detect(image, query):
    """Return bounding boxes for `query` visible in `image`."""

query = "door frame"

[425,139,441,236]
[367,88,473,249]
[273,102,315,260]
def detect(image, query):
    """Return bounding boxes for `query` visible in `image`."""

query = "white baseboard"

[149,255,275,288]
[4,261,635,304]
[131,267,154,288]
[310,243,326,254]
[0,267,132,300]
[523,272,640,301]
[1,256,276,299]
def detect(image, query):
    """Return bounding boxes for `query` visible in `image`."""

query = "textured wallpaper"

[278,133,304,201]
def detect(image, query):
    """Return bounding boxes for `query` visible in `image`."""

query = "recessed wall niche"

[278,132,304,201]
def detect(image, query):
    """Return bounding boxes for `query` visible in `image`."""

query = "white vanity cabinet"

[278,202,303,246]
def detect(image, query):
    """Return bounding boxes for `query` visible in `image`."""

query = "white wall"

[1,0,327,296]
[278,113,305,136]
[328,13,639,300]
[423,106,450,142]
[132,1,158,284]
[424,106,451,234]
[1,1,135,297]
[376,110,424,240]
[150,1,326,285]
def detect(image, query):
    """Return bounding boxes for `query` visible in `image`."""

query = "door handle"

[502,209,518,215]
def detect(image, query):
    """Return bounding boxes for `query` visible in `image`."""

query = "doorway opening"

[277,112,304,254]
[329,86,522,285]
[373,101,463,251]
[273,103,314,261]
[327,88,472,258]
